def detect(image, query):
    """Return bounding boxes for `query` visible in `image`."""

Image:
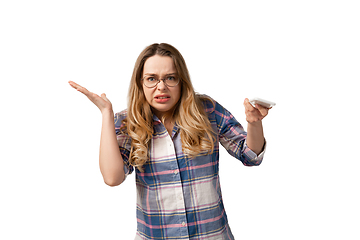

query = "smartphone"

[249,98,276,108]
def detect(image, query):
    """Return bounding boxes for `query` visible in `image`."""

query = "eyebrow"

[143,72,177,76]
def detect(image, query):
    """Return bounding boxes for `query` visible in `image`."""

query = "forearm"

[99,109,125,186]
[246,121,265,155]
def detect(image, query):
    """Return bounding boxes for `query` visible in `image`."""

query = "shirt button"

[182,222,186,227]
[173,170,179,175]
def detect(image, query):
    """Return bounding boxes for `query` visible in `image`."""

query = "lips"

[154,94,171,103]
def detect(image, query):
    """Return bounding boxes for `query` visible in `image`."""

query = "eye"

[166,76,176,81]
[146,76,156,82]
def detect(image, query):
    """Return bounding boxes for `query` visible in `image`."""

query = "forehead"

[143,55,176,75]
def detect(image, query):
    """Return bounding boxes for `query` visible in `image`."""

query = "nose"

[156,79,167,90]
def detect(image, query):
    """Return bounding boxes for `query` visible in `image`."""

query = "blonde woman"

[69,43,270,240]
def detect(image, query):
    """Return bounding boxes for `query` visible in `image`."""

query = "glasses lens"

[143,76,157,88]
[164,76,179,87]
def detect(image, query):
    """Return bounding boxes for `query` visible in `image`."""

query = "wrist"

[247,120,262,127]
[101,108,114,117]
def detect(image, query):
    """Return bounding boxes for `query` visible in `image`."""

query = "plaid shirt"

[114,97,265,240]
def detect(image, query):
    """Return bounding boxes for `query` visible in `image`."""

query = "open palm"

[68,81,112,113]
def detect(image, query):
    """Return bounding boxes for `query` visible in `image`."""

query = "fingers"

[244,98,259,122]
[68,81,91,96]
[68,81,81,90]
[244,98,271,123]
[68,80,99,104]
[255,104,269,117]
[69,81,82,91]
[243,98,256,112]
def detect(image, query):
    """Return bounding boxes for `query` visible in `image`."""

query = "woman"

[69,43,270,240]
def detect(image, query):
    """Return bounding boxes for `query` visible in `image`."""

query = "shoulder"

[196,94,227,114]
[114,109,128,128]
[115,109,127,119]
[196,94,216,113]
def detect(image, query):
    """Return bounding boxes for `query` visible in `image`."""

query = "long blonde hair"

[124,43,216,171]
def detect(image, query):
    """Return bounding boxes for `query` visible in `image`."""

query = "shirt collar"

[152,114,180,138]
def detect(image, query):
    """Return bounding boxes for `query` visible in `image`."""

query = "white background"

[1,0,359,239]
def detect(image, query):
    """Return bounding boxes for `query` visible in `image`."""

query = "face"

[142,55,181,119]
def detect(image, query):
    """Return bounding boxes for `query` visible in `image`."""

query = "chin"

[151,104,175,115]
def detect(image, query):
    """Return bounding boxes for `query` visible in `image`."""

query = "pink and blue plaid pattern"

[115,97,265,240]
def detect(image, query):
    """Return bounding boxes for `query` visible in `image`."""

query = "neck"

[152,109,175,135]
[152,108,175,123]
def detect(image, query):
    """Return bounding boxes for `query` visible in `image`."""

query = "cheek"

[174,86,182,102]
[142,86,149,97]
[143,87,154,104]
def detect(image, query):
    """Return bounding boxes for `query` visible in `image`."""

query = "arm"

[246,121,265,155]
[244,98,269,155]
[213,99,263,166]
[69,81,125,186]
[99,109,125,186]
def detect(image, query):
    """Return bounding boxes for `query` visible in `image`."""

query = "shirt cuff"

[243,140,266,166]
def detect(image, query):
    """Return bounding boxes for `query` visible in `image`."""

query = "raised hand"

[243,98,271,123]
[68,81,113,114]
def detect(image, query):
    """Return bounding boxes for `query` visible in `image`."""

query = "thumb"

[101,93,110,102]
[256,104,268,116]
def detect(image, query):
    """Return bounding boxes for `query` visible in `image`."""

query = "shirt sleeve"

[214,101,265,166]
[114,110,134,176]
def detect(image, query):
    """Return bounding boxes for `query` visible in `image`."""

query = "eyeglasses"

[142,75,180,88]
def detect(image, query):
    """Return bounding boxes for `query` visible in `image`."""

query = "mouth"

[154,95,170,99]
[154,95,171,103]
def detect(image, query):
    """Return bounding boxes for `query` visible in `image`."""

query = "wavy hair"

[124,43,216,171]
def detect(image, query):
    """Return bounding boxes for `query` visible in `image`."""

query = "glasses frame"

[142,75,181,88]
